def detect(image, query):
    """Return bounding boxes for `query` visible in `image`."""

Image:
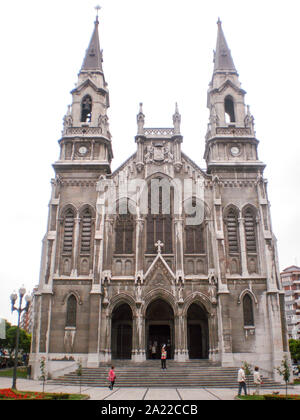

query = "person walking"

[237,365,247,396]
[161,345,167,370]
[253,366,262,395]
[108,366,116,390]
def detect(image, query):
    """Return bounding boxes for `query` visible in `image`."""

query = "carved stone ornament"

[144,142,174,165]
[64,327,76,353]
[135,162,144,173]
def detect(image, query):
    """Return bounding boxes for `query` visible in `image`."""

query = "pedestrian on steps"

[237,365,247,396]
[108,366,116,390]
[253,366,262,395]
[161,345,167,370]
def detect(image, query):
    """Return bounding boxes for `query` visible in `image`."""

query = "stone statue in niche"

[145,145,154,164]
[208,269,218,305]
[163,145,174,163]
[64,328,76,353]
[136,278,143,303]
[62,105,73,135]
[102,278,109,305]
[178,278,184,303]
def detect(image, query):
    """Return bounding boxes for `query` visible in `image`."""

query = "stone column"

[103,217,114,271]
[71,215,80,276]
[87,290,102,367]
[218,293,234,366]
[238,216,249,277]
[135,217,145,279]
[174,216,184,280]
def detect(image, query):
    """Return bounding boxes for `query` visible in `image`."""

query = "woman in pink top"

[161,345,167,370]
[108,366,116,390]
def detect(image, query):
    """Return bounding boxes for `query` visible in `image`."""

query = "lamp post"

[10,286,32,390]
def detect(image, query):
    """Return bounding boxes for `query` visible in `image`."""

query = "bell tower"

[204,19,264,175]
[54,13,113,175]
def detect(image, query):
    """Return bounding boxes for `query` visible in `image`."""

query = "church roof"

[282,265,300,273]
[81,16,103,72]
[214,18,237,74]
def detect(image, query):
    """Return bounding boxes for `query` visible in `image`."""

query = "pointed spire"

[81,11,103,72]
[173,102,181,135]
[137,103,145,135]
[214,18,237,74]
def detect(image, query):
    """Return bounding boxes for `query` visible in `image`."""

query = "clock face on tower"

[230,146,240,157]
[78,146,88,156]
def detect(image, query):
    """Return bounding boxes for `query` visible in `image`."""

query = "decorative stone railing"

[64,126,110,138]
[143,128,175,138]
[216,127,252,136]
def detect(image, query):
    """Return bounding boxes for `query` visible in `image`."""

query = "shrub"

[264,394,300,401]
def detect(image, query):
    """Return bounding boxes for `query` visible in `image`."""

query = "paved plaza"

[0,377,299,401]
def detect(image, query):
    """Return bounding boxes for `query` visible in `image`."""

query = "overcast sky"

[0,0,299,324]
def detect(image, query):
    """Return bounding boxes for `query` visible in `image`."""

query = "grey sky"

[0,0,299,324]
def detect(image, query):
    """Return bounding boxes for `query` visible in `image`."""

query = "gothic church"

[30,15,289,380]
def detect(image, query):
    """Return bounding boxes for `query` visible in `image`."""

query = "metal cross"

[155,240,164,254]
[95,5,101,18]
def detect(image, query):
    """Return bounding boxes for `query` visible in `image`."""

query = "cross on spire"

[95,5,101,23]
[155,240,164,254]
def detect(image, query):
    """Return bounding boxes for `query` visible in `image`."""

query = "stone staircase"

[50,360,283,389]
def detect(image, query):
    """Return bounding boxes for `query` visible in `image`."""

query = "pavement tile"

[177,388,220,401]
[104,388,147,401]
[144,388,180,401]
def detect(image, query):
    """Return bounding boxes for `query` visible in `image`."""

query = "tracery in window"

[146,181,173,254]
[80,208,92,254]
[243,294,254,326]
[185,199,205,254]
[244,207,257,253]
[115,202,134,254]
[63,209,75,254]
[225,208,240,254]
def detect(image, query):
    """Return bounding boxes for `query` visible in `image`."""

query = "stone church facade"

[30,16,289,379]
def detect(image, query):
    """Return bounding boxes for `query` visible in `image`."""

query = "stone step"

[50,363,283,389]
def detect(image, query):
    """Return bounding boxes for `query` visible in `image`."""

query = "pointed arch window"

[185,198,205,254]
[81,95,92,123]
[146,180,173,254]
[244,208,257,253]
[115,202,134,254]
[225,208,240,254]
[63,209,75,254]
[80,208,92,254]
[243,294,254,327]
[225,96,235,123]
[66,295,77,327]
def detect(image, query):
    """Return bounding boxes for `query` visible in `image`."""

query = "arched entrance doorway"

[111,303,133,360]
[146,299,174,360]
[187,303,209,359]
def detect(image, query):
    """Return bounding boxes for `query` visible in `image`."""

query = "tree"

[277,356,291,397]
[0,320,12,353]
[289,339,300,363]
[40,357,47,393]
[76,359,83,394]
[243,361,252,394]
[5,327,31,358]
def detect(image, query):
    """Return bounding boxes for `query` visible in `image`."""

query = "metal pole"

[12,296,22,390]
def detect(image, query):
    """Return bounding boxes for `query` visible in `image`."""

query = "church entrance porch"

[111,304,133,360]
[187,303,209,359]
[148,325,171,359]
[146,299,174,360]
